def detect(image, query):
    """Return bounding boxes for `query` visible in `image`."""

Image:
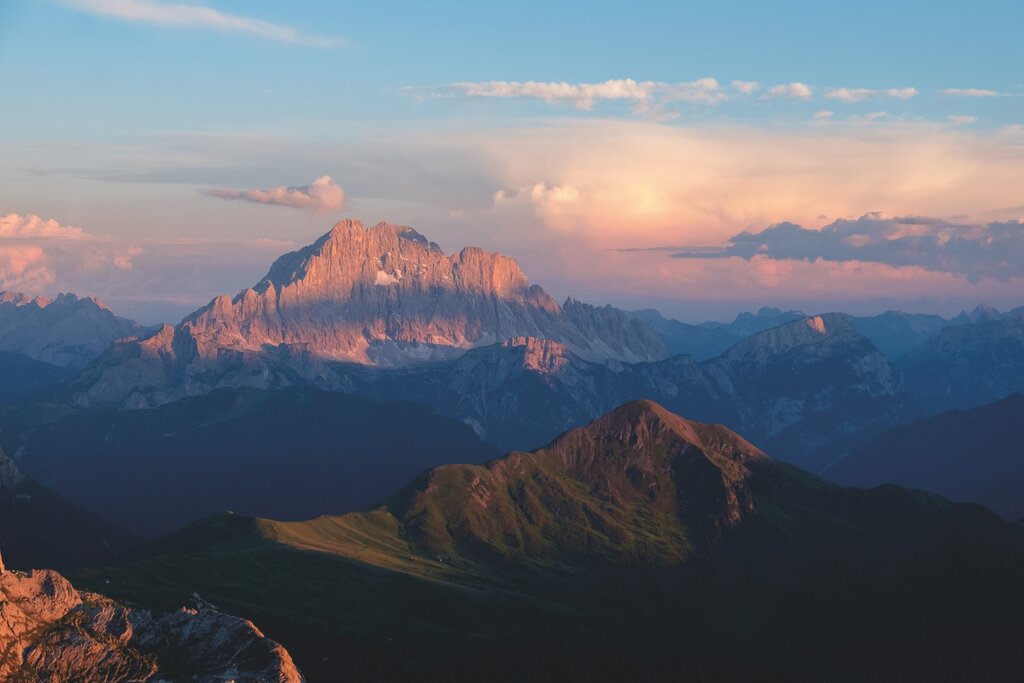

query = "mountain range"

[0,291,146,369]
[82,401,1024,681]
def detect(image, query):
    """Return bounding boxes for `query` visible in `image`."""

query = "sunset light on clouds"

[1,0,1021,322]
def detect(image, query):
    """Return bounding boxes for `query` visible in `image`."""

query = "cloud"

[813,109,835,120]
[673,213,1024,281]
[204,175,345,214]
[0,213,92,240]
[418,77,730,113]
[446,79,652,110]
[948,115,978,126]
[731,80,759,94]
[766,82,813,99]
[0,246,53,291]
[63,0,338,47]
[941,88,1002,97]
[825,87,918,102]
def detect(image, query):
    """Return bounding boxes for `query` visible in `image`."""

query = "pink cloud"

[0,245,53,291]
[204,175,345,214]
[0,213,91,240]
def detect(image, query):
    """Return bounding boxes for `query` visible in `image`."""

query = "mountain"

[825,394,1024,519]
[0,448,137,570]
[849,310,950,359]
[898,309,1024,414]
[66,220,666,408]
[5,387,498,537]
[627,308,742,360]
[0,563,300,681]
[0,351,73,403]
[337,315,908,471]
[85,401,1024,681]
[698,313,910,468]
[0,291,146,368]
[700,305,806,336]
[949,303,1004,326]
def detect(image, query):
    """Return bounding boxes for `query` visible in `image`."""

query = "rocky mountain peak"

[163,219,664,367]
[722,312,860,361]
[501,336,571,374]
[0,566,302,681]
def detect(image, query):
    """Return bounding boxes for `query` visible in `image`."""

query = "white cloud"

[941,88,1001,97]
[0,213,92,240]
[948,115,978,126]
[427,77,730,113]
[813,109,835,120]
[731,80,759,94]
[825,87,918,102]
[63,0,338,47]
[766,82,813,99]
[447,79,655,111]
[661,78,728,104]
[204,175,345,214]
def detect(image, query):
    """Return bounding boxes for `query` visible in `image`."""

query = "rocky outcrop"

[67,220,666,408]
[0,291,146,369]
[0,562,302,681]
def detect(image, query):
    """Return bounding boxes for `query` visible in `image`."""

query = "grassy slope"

[78,402,1024,681]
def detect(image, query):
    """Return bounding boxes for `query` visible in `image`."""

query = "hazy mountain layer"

[6,387,497,536]
[0,448,136,570]
[825,393,1024,519]
[0,291,146,369]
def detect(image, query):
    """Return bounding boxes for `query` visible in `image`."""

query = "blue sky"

[1,0,1022,323]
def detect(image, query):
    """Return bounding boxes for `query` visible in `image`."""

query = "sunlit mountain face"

[1,1,1023,680]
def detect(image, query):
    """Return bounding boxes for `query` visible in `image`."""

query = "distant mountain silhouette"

[825,393,1024,519]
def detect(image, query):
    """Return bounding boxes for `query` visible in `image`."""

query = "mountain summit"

[182,219,664,365]
[68,220,665,407]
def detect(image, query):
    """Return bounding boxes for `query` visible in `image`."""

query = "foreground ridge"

[0,555,302,682]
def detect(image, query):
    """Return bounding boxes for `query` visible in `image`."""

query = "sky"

[1,0,1022,324]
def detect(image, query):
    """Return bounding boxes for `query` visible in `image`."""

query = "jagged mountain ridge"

[898,309,1024,414]
[0,291,146,369]
[334,314,909,470]
[178,219,665,364]
[0,563,301,681]
[59,311,909,471]
[66,219,666,407]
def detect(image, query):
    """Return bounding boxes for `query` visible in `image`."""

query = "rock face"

[67,220,665,408]
[0,565,302,682]
[0,291,146,369]
[178,220,665,364]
